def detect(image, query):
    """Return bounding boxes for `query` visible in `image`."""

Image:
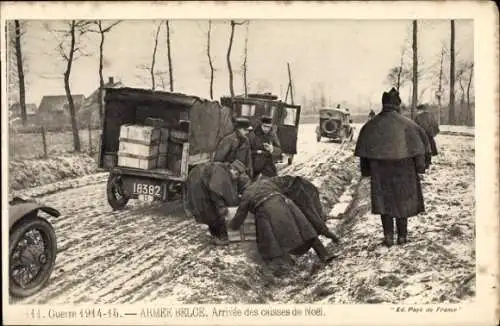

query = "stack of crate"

[226,207,257,242]
[117,124,161,170]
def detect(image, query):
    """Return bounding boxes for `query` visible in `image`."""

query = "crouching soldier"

[227,177,336,276]
[248,115,282,179]
[270,175,341,242]
[185,160,248,245]
[213,117,254,179]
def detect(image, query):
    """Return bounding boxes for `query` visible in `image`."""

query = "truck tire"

[107,173,129,211]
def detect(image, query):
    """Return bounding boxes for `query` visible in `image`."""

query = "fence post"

[41,125,48,158]
[88,110,93,155]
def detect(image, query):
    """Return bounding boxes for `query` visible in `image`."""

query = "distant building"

[38,94,85,128]
[9,102,39,126]
[80,77,123,126]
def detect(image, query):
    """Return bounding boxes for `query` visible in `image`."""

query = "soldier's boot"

[396,217,408,245]
[381,215,395,247]
[311,238,336,263]
[210,222,229,246]
[324,231,341,243]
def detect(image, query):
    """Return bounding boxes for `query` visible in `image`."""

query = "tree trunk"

[14,20,27,126]
[411,20,418,120]
[397,48,404,92]
[227,20,236,97]
[437,47,444,125]
[466,63,474,126]
[166,20,174,92]
[287,63,295,105]
[243,22,249,97]
[207,20,215,100]
[449,20,456,125]
[65,21,81,152]
[98,22,105,125]
[151,23,162,90]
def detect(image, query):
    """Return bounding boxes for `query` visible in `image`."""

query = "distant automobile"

[315,108,354,143]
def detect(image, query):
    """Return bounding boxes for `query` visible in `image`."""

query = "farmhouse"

[9,102,38,125]
[38,94,85,128]
[80,77,123,126]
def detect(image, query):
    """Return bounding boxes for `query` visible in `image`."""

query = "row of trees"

[9,20,253,152]
[387,20,474,126]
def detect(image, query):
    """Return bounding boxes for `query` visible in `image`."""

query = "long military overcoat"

[415,111,440,156]
[213,131,254,178]
[270,175,331,236]
[228,179,318,261]
[185,162,240,226]
[248,125,282,178]
[355,108,430,219]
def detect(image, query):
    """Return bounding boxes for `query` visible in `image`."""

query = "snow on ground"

[9,124,475,304]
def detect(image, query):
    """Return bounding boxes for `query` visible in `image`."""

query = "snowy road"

[9,124,475,304]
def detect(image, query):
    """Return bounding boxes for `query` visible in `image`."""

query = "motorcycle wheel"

[9,216,57,298]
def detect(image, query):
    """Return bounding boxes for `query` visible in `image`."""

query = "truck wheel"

[10,216,57,298]
[107,173,129,211]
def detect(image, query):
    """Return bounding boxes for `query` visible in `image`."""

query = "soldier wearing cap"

[414,104,440,158]
[184,160,249,245]
[248,115,282,178]
[214,117,254,179]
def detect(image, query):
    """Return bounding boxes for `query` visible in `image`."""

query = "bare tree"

[436,46,445,125]
[411,20,418,120]
[227,20,247,97]
[88,20,121,124]
[242,21,250,97]
[466,63,474,125]
[13,20,28,126]
[449,20,456,125]
[206,20,215,99]
[150,22,162,90]
[52,20,93,152]
[165,20,174,92]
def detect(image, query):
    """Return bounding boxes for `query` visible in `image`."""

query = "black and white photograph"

[2,2,498,325]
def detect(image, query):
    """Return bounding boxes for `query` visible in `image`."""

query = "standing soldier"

[368,109,376,119]
[185,160,248,246]
[414,104,440,159]
[213,117,254,179]
[354,88,431,247]
[248,115,282,179]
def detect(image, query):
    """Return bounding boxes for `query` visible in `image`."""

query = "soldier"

[270,175,341,242]
[213,117,254,179]
[248,115,282,179]
[354,88,431,247]
[369,109,376,119]
[228,177,336,276]
[415,104,440,158]
[185,160,248,246]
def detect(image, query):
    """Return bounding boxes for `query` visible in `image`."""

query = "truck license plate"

[133,183,162,201]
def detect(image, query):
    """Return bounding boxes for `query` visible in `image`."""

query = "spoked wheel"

[107,173,129,211]
[9,217,57,298]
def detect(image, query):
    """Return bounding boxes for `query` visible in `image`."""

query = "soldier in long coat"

[213,117,254,178]
[415,104,440,157]
[248,116,282,179]
[354,88,431,247]
[270,175,341,242]
[185,160,248,245]
[228,177,336,272]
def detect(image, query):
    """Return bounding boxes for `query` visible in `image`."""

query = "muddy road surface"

[10,124,475,304]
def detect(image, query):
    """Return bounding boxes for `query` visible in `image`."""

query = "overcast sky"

[9,19,473,111]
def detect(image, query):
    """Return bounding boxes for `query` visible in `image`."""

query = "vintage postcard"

[1,1,498,326]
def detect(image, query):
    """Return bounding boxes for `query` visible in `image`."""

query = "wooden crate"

[117,153,158,170]
[227,207,256,243]
[119,141,159,157]
[119,124,160,144]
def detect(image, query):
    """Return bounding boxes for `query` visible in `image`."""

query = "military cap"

[260,115,273,124]
[234,117,251,130]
